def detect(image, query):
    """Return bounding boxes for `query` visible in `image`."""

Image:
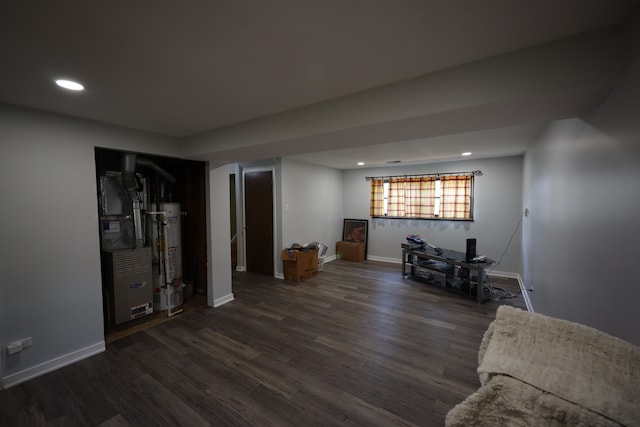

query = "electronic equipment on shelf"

[400,242,494,303]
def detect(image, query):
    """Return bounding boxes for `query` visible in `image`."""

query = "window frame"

[369,172,477,221]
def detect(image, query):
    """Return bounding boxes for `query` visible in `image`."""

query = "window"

[369,173,475,220]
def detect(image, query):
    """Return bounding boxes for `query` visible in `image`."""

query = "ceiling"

[0,1,636,169]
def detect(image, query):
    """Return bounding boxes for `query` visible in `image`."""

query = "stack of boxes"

[281,248,318,281]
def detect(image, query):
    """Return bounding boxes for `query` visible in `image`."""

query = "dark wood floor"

[0,260,525,426]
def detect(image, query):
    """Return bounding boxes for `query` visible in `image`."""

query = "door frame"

[241,166,278,277]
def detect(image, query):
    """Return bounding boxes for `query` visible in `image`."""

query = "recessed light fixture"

[461,152,472,156]
[357,162,365,166]
[55,79,85,91]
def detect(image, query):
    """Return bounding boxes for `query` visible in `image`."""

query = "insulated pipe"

[121,153,144,248]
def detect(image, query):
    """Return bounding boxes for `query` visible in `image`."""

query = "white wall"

[208,165,233,307]
[0,105,181,387]
[522,10,640,345]
[280,159,344,270]
[342,156,523,275]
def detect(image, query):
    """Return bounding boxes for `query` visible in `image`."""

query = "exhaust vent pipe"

[121,153,176,248]
[136,157,176,184]
[121,153,144,248]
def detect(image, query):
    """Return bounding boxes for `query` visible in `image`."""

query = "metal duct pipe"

[121,153,139,199]
[121,153,178,249]
[136,158,176,183]
[121,152,176,190]
[121,153,144,248]
[121,152,137,175]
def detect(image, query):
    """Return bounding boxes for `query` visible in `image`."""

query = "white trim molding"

[489,271,534,313]
[1,341,105,389]
[213,293,235,308]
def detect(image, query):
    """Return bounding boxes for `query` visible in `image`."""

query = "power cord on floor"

[488,285,520,301]
[483,276,521,301]
[486,212,524,275]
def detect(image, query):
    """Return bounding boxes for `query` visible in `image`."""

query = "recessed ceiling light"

[55,79,84,91]
[461,152,472,156]
[357,162,365,166]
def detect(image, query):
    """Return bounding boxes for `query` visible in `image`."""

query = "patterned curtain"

[405,177,436,218]
[386,177,406,217]
[370,175,471,219]
[440,175,472,219]
[369,178,385,217]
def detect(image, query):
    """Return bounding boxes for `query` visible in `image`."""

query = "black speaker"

[466,238,477,261]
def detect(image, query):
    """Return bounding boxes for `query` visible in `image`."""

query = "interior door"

[244,170,274,276]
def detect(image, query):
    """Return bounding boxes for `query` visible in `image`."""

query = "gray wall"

[208,165,233,307]
[280,159,344,257]
[342,156,523,276]
[240,156,523,278]
[2,15,637,387]
[229,158,343,277]
[522,11,640,345]
[0,105,181,387]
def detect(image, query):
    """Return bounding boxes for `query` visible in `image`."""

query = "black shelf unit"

[401,243,493,302]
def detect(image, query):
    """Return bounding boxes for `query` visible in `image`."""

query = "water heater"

[149,202,183,310]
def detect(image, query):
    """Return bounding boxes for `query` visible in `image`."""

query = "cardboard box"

[336,241,365,262]
[281,249,318,281]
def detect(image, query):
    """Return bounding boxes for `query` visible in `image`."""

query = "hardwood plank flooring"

[0,260,525,426]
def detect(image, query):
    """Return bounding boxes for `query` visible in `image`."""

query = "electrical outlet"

[7,341,22,355]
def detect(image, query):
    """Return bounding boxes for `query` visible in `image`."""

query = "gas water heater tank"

[150,202,183,311]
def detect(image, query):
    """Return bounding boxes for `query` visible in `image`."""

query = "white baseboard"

[521,287,534,312]
[518,276,534,313]
[213,293,235,307]
[361,257,535,313]
[488,271,534,313]
[488,269,519,279]
[1,341,106,390]
[366,255,401,264]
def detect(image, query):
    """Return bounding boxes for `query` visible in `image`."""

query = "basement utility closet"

[95,148,208,336]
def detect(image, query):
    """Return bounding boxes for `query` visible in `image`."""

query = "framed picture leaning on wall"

[342,218,368,255]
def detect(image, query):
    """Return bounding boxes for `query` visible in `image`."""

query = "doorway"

[243,169,274,276]
[230,173,239,270]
